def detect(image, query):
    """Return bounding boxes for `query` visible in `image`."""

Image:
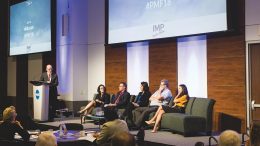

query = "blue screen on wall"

[10,0,51,56]
[108,0,227,44]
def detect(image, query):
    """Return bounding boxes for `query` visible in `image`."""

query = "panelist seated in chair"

[121,81,151,121]
[0,106,30,141]
[145,84,189,133]
[133,79,172,128]
[104,82,131,110]
[78,84,110,115]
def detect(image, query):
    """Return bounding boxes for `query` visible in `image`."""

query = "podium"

[30,81,50,121]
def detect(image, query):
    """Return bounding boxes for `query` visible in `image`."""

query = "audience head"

[111,131,136,146]
[177,84,189,97]
[46,64,53,73]
[250,122,260,146]
[9,106,16,110]
[3,106,17,122]
[97,84,106,94]
[119,82,127,92]
[160,79,169,88]
[35,132,57,146]
[140,81,149,92]
[219,130,241,146]
[104,108,118,122]
[194,142,204,146]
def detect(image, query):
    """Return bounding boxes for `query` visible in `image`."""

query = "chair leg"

[80,115,85,124]
[80,115,82,124]
[209,136,218,146]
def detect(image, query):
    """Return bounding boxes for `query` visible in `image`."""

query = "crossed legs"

[145,105,165,133]
[79,100,96,115]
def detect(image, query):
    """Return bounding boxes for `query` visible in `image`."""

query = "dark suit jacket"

[135,91,151,107]
[0,121,30,141]
[39,72,59,102]
[39,72,59,86]
[112,91,131,109]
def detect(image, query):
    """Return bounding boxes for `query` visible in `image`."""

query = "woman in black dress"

[78,84,110,115]
[122,82,151,122]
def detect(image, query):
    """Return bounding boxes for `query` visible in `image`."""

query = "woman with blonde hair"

[0,106,30,141]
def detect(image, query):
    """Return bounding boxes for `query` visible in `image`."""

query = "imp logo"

[35,90,40,100]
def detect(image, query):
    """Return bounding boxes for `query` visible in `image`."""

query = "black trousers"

[133,106,158,128]
[122,102,135,120]
[49,89,58,120]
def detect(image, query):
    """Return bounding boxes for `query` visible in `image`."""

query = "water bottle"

[59,124,64,137]
[96,107,101,116]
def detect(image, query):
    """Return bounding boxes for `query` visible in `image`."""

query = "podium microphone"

[32,72,43,81]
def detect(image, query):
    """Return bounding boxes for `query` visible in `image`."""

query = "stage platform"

[37,117,223,146]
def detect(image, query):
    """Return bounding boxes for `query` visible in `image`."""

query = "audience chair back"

[0,139,34,146]
[250,121,260,146]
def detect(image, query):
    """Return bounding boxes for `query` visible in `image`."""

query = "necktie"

[115,92,123,104]
[48,73,51,81]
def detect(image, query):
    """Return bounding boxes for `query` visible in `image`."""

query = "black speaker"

[219,112,241,133]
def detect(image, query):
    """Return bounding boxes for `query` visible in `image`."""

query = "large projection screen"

[108,0,227,44]
[10,0,51,56]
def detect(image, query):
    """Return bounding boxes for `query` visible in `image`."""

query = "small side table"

[56,108,74,121]
[86,115,105,129]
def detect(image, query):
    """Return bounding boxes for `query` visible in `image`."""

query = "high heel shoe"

[77,111,81,114]
[145,121,155,125]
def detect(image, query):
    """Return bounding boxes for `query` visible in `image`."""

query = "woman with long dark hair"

[145,84,189,133]
[122,82,151,122]
[78,84,110,115]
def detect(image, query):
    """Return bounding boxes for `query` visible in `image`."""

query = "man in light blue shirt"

[133,79,172,128]
[149,84,172,106]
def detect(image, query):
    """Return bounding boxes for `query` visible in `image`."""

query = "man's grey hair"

[161,79,169,87]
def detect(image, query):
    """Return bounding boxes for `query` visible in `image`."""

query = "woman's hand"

[96,99,104,104]
[14,121,23,129]
[92,132,100,138]
[132,102,139,107]
[104,103,116,107]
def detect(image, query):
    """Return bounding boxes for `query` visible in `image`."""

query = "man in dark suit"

[104,82,131,112]
[40,64,59,121]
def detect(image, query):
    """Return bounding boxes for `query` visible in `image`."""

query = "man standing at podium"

[40,64,59,121]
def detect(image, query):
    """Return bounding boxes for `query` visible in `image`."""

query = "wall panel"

[149,41,177,93]
[105,46,127,95]
[208,35,246,132]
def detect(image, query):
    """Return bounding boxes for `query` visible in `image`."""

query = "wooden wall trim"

[105,45,127,95]
[149,41,177,93]
[208,35,246,132]
[105,41,177,95]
